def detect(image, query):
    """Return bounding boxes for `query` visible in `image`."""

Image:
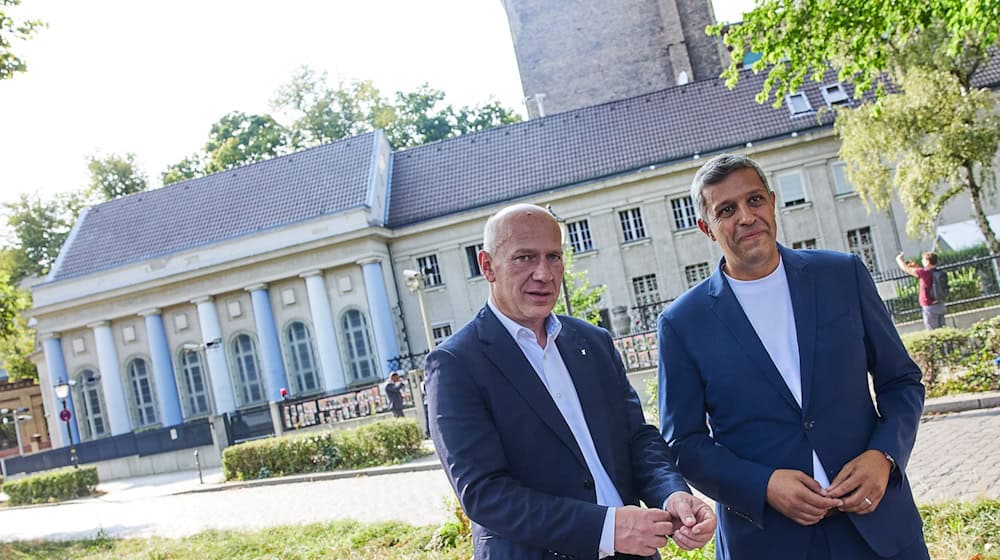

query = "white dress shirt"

[487,299,623,559]
[727,258,832,488]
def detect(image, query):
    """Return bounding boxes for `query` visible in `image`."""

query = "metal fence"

[631,298,675,332]
[279,376,417,432]
[222,404,275,444]
[2,419,214,476]
[879,254,1000,323]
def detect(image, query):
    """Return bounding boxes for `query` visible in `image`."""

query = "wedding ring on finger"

[863,497,872,506]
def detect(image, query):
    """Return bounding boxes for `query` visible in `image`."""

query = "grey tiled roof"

[388,55,1000,228]
[50,132,379,282]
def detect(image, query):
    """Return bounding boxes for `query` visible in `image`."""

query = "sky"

[0,0,753,211]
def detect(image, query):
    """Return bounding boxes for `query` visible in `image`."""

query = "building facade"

[29,55,1000,450]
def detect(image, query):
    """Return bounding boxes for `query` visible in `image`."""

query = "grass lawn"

[1,500,996,559]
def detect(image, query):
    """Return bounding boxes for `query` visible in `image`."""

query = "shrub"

[2,466,99,506]
[222,418,423,481]
[901,327,969,387]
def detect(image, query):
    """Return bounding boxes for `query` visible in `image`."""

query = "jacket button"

[803,420,815,430]
[583,479,594,490]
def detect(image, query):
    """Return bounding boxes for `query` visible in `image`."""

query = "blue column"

[301,270,347,392]
[89,321,132,435]
[246,284,288,402]
[140,309,183,426]
[359,258,400,375]
[42,335,80,445]
[192,296,236,414]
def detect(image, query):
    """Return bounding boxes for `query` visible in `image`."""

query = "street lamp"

[0,407,31,457]
[403,269,436,353]
[53,378,79,469]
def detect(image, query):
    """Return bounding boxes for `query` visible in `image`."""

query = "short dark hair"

[690,154,772,221]
[923,252,938,266]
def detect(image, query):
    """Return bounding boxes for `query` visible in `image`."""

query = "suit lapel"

[556,323,617,488]
[781,246,817,414]
[475,307,588,470]
[708,262,802,414]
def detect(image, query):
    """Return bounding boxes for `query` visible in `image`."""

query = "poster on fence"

[613,332,658,370]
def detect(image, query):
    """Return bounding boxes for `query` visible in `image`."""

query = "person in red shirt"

[895,251,945,329]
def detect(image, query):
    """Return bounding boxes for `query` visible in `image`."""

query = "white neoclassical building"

[30,59,1000,451]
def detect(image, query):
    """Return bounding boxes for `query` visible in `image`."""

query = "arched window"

[341,310,379,384]
[285,321,319,395]
[232,334,265,405]
[126,357,158,427]
[178,349,211,417]
[74,368,107,440]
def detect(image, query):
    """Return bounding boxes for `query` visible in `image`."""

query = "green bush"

[222,418,423,481]
[2,466,99,506]
[901,327,969,386]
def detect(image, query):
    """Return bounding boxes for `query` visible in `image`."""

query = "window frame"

[73,367,107,441]
[231,332,266,406]
[416,254,443,287]
[670,196,698,231]
[567,219,594,253]
[464,244,484,278]
[177,348,211,418]
[284,320,320,395]
[847,226,879,272]
[619,208,647,243]
[684,262,711,288]
[631,274,660,306]
[341,309,381,385]
[125,356,158,428]
[786,92,813,115]
[831,161,854,195]
[776,170,808,207]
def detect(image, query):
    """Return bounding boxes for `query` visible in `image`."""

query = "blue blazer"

[427,307,689,560]
[658,246,925,559]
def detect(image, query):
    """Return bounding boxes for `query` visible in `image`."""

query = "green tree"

[0,0,44,81]
[203,111,290,173]
[161,153,205,186]
[2,191,83,282]
[87,152,148,201]
[553,247,606,326]
[272,66,521,150]
[0,251,36,381]
[712,0,1000,253]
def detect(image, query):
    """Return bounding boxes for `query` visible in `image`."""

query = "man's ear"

[479,250,496,282]
[698,219,715,241]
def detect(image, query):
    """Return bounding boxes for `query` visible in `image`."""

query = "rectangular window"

[567,219,594,253]
[786,92,812,115]
[847,227,878,272]
[464,244,483,277]
[831,161,854,195]
[684,262,711,288]
[792,239,817,250]
[670,196,698,231]
[776,171,807,207]
[432,324,453,345]
[619,208,647,242]
[632,274,660,306]
[821,83,850,106]
[416,254,443,287]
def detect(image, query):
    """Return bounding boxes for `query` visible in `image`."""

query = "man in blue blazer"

[658,154,928,559]
[427,204,715,559]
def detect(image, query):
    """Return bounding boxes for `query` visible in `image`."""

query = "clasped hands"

[614,492,716,556]
[765,449,892,526]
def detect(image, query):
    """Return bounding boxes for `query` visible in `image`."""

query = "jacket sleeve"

[426,347,607,559]
[852,255,925,477]
[601,330,690,507]
[658,315,775,528]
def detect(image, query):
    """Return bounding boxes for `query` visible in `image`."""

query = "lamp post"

[0,407,31,457]
[403,269,436,353]
[53,379,78,468]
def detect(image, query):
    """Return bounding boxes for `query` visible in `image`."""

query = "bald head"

[483,204,561,255]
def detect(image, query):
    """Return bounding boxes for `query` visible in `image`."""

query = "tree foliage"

[711,0,1000,104]
[0,0,44,81]
[87,152,148,201]
[2,191,83,283]
[553,247,606,326]
[203,111,289,173]
[0,251,36,381]
[272,65,521,150]
[712,0,1000,253]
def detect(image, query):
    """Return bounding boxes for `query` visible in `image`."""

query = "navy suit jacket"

[658,246,925,559]
[427,307,689,560]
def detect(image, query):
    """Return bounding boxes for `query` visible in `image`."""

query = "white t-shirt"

[727,258,832,488]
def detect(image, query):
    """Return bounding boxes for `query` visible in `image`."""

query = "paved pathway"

[0,407,996,542]
[907,407,1000,503]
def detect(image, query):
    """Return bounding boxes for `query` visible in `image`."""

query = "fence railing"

[878,254,1000,323]
[280,376,418,432]
[631,298,675,332]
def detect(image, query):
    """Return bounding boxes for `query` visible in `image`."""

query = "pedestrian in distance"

[896,251,948,330]
[385,372,406,418]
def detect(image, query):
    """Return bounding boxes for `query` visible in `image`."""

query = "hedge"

[222,418,424,481]
[900,327,970,386]
[1,466,99,506]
